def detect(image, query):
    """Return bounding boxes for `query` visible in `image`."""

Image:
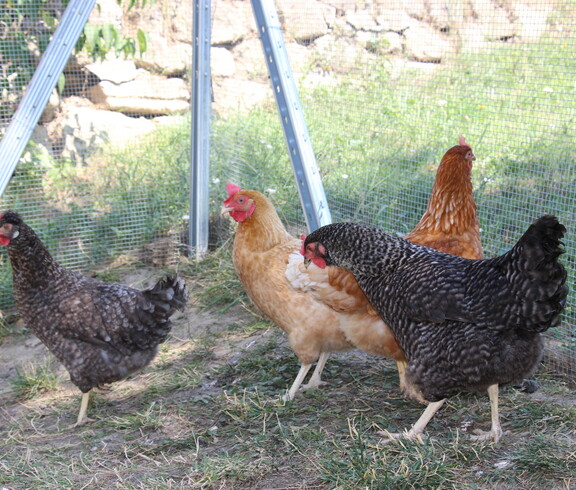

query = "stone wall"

[37,0,554,165]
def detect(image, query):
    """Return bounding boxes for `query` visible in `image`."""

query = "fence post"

[250,0,332,231]
[189,0,212,259]
[0,0,96,198]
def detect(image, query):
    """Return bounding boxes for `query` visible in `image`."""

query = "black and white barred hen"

[0,211,188,425]
[302,216,567,442]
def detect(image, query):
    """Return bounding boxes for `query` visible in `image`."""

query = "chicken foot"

[283,352,330,401]
[379,398,446,442]
[470,384,503,443]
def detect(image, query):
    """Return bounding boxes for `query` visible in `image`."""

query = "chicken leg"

[470,384,503,443]
[302,351,330,391]
[75,391,91,426]
[379,398,446,442]
[283,352,330,401]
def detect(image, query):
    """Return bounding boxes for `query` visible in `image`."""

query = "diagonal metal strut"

[251,0,332,231]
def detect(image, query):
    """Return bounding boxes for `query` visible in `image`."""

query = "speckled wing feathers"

[304,217,567,398]
[5,217,188,394]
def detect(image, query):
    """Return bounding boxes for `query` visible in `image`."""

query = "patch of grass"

[92,268,122,283]
[318,422,467,488]
[107,400,167,431]
[10,359,59,400]
[214,337,303,397]
[185,244,248,312]
[512,433,576,480]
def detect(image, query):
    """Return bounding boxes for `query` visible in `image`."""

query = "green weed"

[11,359,58,400]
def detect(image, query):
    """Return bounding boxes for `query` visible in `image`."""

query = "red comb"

[226,182,242,198]
[458,136,468,146]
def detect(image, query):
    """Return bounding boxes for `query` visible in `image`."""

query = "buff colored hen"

[222,183,406,401]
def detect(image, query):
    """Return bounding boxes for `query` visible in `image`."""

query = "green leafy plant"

[0,0,152,115]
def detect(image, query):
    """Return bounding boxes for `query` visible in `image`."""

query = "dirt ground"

[1,266,575,488]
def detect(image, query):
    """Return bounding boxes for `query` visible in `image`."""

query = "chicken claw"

[377,428,427,444]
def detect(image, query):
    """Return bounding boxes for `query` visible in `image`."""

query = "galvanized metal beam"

[250,0,332,231]
[189,0,211,259]
[0,0,96,197]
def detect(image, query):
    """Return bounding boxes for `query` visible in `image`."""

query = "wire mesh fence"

[0,0,574,377]
[0,0,193,303]
[210,0,576,378]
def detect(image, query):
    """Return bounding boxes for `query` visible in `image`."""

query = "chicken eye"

[238,197,245,203]
[2,223,12,231]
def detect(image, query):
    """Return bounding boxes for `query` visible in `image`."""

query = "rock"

[403,23,452,62]
[300,71,339,91]
[427,0,463,30]
[122,0,192,75]
[61,56,101,98]
[277,0,333,42]
[211,78,270,117]
[87,70,189,115]
[23,125,56,163]
[58,104,158,165]
[230,39,312,82]
[135,34,192,76]
[212,0,254,45]
[459,22,490,52]
[39,89,60,124]
[89,0,123,26]
[211,47,236,77]
[330,16,357,36]
[404,0,428,20]
[372,0,406,15]
[375,10,414,32]
[286,42,313,76]
[320,0,357,14]
[231,38,269,81]
[470,0,515,40]
[346,10,380,31]
[511,3,552,41]
[312,34,378,73]
[359,31,403,56]
[85,60,138,84]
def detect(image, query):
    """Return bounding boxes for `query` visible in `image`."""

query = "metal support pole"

[251,0,332,231]
[189,0,211,259]
[0,0,96,198]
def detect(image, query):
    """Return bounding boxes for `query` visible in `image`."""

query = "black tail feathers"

[145,275,189,320]
[511,215,568,332]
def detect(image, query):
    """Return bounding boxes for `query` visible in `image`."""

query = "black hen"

[303,216,567,442]
[0,211,188,425]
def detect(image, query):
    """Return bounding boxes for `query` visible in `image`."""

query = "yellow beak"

[220,204,233,216]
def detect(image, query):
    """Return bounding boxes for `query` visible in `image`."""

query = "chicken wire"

[209,0,576,379]
[0,0,192,304]
[0,1,575,378]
